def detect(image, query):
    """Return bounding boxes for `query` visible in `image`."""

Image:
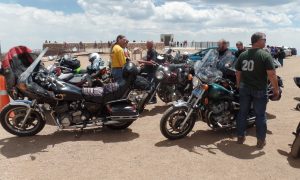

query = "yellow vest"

[111,44,126,68]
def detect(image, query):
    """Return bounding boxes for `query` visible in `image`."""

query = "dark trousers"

[237,86,268,140]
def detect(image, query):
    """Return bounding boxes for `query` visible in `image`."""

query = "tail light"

[100,68,107,75]
[55,67,62,76]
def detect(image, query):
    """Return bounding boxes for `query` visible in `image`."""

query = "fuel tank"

[55,80,83,101]
[207,83,234,100]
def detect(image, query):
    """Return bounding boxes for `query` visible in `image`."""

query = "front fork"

[19,100,48,129]
[20,100,37,128]
[148,82,161,103]
[179,89,205,129]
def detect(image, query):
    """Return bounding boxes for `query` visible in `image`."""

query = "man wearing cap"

[235,32,279,148]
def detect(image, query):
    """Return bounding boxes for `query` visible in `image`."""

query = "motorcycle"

[47,55,111,87]
[159,49,257,140]
[130,59,193,106]
[291,121,300,158]
[160,49,284,140]
[0,48,139,137]
[293,77,300,110]
[291,77,300,158]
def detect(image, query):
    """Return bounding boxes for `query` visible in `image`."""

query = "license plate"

[192,88,202,97]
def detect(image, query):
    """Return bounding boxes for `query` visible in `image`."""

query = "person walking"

[235,32,279,148]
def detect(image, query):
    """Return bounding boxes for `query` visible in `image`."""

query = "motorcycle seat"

[168,63,186,71]
[82,80,129,103]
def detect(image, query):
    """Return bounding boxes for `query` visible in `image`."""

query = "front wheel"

[0,105,45,137]
[291,135,300,158]
[160,106,196,140]
[106,121,134,130]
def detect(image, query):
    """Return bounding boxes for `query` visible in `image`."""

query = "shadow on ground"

[0,128,139,159]
[155,127,265,159]
[277,149,300,169]
[140,104,171,117]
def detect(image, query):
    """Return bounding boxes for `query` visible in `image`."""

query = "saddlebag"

[106,99,138,120]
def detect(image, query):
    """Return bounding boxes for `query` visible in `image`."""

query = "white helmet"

[183,51,189,56]
[89,53,100,62]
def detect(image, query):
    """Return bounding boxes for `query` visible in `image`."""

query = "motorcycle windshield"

[18,48,48,84]
[194,49,223,83]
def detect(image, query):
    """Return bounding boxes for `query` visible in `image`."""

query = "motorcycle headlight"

[192,77,201,88]
[155,70,164,80]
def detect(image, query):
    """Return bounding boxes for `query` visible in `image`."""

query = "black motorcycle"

[294,77,300,110]
[136,59,193,103]
[291,77,300,158]
[0,48,139,137]
[291,121,300,158]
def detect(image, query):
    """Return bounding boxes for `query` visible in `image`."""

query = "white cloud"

[0,0,299,52]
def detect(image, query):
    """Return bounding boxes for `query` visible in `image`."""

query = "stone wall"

[42,42,165,56]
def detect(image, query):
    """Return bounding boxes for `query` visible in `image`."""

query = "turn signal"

[17,83,27,92]
[202,84,209,91]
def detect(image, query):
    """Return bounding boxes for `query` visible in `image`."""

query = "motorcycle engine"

[55,102,86,127]
[209,101,234,127]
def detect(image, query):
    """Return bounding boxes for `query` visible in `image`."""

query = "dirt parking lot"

[0,54,299,180]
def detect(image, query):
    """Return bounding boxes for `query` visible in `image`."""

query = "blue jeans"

[111,68,123,83]
[237,85,268,140]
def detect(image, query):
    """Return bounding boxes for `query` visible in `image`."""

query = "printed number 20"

[242,60,254,71]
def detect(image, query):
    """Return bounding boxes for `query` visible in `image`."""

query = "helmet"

[122,62,138,80]
[89,53,100,63]
[183,51,189,56]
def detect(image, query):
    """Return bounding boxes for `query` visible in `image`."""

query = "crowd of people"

[109,32,282,149]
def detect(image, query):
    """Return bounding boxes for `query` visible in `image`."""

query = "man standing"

[142,41,158,104]
[111,35,128,82]
[235,32,279,148]
[235,41,246,58]
[216,39,236,82]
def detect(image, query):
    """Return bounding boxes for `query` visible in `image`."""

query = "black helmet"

[122,61,138,80]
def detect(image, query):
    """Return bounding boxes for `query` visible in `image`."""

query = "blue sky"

[0,0,300,51]
[0,0,83,14]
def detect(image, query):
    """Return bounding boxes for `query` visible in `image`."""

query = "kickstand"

[75,127,84,138]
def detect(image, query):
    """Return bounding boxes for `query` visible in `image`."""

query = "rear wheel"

[160,106,196,140]
[0,105,45,137]
[296,103,300,111]
[291,135,300,158]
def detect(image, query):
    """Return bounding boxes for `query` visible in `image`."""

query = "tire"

[157,85,171,103]
[0,105,45,137]
[291,135,300,158]
[296,103,300,111]
[160,106,196,140]
[106,121,134,130]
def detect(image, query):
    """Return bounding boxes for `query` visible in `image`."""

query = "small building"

[160,34,174,46]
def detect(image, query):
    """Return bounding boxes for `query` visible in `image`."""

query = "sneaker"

[237,136,246,144]
[256,139,266,149]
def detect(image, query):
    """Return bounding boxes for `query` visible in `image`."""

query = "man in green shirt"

[235,32,279,148]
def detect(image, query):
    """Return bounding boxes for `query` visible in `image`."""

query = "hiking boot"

[237,136,246,144]
[256,139,266,149]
